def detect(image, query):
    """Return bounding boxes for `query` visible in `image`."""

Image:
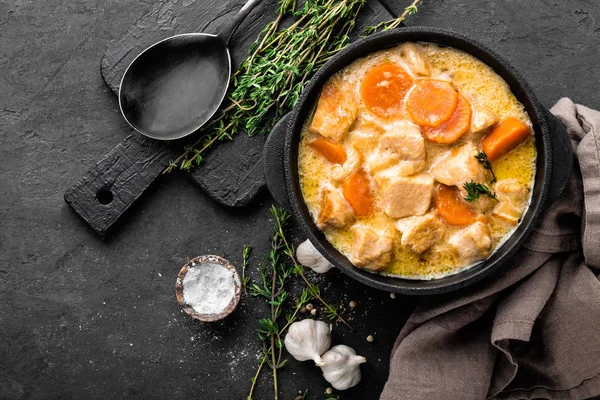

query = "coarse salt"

[182,262,235,315]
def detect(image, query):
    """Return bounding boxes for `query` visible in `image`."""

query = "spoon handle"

[217,0,262,45]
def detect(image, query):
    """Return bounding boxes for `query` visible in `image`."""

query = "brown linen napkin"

[380,98,600,400]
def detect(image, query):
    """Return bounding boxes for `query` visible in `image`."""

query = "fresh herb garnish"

[463,179,498,202]
[166,0,422,173]
[475,151,497,184]
[362,0,423,36]
[248,206,315,400]
[247,206,351,400]
[241,244,252,293]
[168,0,366,172]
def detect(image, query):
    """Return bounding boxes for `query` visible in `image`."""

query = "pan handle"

[263,114,291,210]
[64,132,177,237]
[544,107,573,204]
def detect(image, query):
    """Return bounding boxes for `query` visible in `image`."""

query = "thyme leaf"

[362,0,423,36]
[475,151,497,183]
[463,179,498,202]
[241,244,252,293]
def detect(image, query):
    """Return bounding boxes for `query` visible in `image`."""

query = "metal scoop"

[118,0,261,140]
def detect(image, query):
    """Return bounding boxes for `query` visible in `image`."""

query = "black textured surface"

[2,0,600,399]
[263,114,291,210]
[64,133,178,236]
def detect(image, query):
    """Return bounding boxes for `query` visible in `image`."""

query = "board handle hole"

[96,188,114,205]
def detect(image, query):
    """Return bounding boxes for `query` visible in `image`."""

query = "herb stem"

[242,245,252,293]
[247,356,266,400]
[362,0,423,35]
[275,221,353,330]
[270,250,279,400]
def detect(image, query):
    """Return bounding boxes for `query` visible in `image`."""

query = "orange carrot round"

[423,94,472,143]
[433,184,478,226]
[361,62,414,118]
[308,137,347,164]
[407,80,458,127]
[342,170,374,216]
[482,117,532,162]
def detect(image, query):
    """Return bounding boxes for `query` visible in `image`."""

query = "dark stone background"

[1,0,599,399]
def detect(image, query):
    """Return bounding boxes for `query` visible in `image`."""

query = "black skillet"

[263,27,573,295]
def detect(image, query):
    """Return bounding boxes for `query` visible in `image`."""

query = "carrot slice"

[482,117,532,162]
[361,62,414,118]
[342,170,374,217]
[423,94,472,143]
[308,137,347,164]
[407,80,458,127]
[433,184,478,226]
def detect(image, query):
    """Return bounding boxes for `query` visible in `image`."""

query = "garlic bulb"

[296,239,334,273]
[284,319,331,366]
[320,345,366,390]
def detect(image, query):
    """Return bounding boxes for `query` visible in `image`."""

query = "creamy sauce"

[298,42,536,279]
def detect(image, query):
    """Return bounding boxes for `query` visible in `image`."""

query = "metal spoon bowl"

[118,0,260,140]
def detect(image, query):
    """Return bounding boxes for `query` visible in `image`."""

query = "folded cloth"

[380,98,600,400]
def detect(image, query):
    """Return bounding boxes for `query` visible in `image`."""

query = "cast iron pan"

[263,27,573,295]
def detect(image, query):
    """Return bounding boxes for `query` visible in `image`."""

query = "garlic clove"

[296,239,334,273]
[320,345,366,390]
[284,319,332,366]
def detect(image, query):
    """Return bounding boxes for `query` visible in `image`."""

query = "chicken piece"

[316,185,354,229]
[332,146,363,183]
[366,121,426,179]
[430,142,487,196]
[346,124,383,155]
[381,173,434,218]
[448,221,492,264]
[492,179,529,225]
[471,104,499,134]
[309,76,358,142]
[476,194,497,214]
[351,225,394,272]
[396,212,446,254]
[398,43,430,77]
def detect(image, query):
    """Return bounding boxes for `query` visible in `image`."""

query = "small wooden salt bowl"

[175,255,241,322]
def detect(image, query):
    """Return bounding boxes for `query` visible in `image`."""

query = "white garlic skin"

[320,345,366,390]
[296,239,334,273]
[284,319,331,366]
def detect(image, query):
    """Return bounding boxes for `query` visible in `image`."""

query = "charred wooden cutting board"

[64,0,394,236]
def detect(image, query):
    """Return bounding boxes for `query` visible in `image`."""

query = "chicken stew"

[298,42,536,279]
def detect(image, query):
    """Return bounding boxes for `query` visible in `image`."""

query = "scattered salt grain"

[183,263,235,315]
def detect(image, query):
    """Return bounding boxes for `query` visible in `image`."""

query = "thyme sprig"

[362,0,423,35]
[463,179,498,203]
[241,244,252,293]
[475,151,497,184]
[270,208,351,329]
[248,206,316,400]
[167,0,365,172]
[247,206,352,399]
[165,0,423,173]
